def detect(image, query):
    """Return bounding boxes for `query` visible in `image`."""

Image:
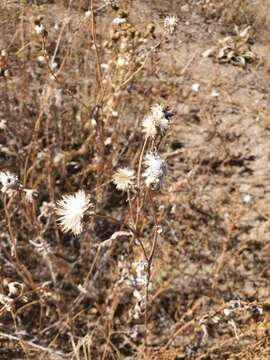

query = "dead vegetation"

[0,0,270,359]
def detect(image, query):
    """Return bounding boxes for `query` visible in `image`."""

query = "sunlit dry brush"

[1,0,270,359]
[0,0,180,358]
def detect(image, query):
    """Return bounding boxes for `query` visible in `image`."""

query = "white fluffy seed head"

[151,103,169,133]
[151,103,165,121]
[143,152,166,188]
[164,15,178,34]
[112,17,126,25]
[142,104,171,138]
[113,167,135,192]
[0,171,21,195]
[35,23,46,36]
[142,116,157,139]
[55,190,92,235]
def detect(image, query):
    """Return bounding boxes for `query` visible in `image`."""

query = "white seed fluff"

[151,103,165,122]
[0,171,20,194]
[143,152,166,188]
[164,15,178,34]
[151,103,169,133]
[0,119,7,130]
[142,116,157,139]
[133,258,148,287]
[112,17,126,25]
[35,23,46,36]
[113,167,135,192]
[142,104,171,138]
[55,190,92,235]
[85,10,91,18]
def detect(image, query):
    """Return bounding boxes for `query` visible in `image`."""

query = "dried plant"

[202,26,258,66]
[0,1,269,359]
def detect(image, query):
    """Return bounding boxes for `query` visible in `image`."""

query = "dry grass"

[0,0,270,359]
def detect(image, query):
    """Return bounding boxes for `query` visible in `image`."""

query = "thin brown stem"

[144,266,151,357]
[89,0,103,94]
[135,136,148,231]
[137,136,148,189]
[147,188,159,266]
[144,188,159,356]
[136,236,149,263]
[127,188,136,227]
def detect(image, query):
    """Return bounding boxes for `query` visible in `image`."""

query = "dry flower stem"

[136,136,149,230]
[144,187,159,355]
[118,42,160,89]
[90,0,103,93]
[127,188,136,227]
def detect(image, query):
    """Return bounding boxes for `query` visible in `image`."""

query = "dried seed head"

[35,23,47,37]
[142,104,172,138]
[0,119,7,130]
[113,167,135,192]
[0,171,21,195]
[39,201,54,221]
[164,15,178,34]
[151,103,170,133]
[106,0,119,10]
[133,257,148,287]
[143,152,166,188]
[8,282,24,297]
[112,17,126,25]
[151,103,165,121]
[55,190,93,235]
[142,116,157,139]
